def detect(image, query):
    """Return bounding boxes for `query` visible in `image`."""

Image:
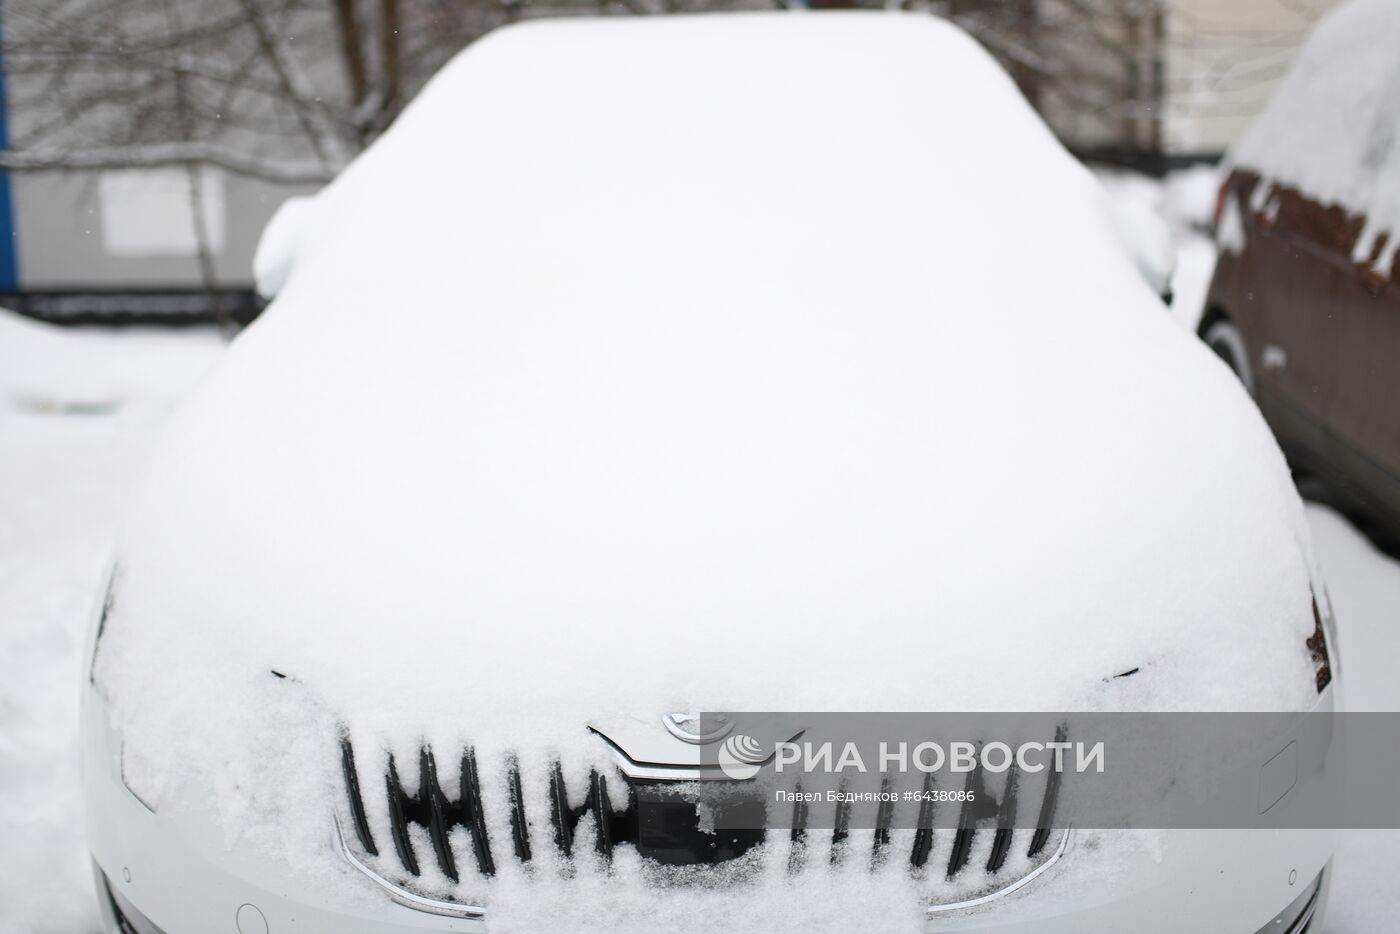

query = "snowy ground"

[0,169,1396,931]
[0,315,227,934]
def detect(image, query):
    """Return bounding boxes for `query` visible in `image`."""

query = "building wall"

[1030,0,1343,161]
[1,0,333,304]
[12,168,309,290]
[1163,0,1342,156]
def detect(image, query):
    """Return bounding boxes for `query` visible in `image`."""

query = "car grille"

[339,737,1068,913]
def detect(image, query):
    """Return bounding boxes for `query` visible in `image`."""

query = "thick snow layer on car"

[1229,0,1400,273]
[10,183,1400,932]
[1093,165,1220,333]
[252,195,316,299]
[94,12,1322,896]
[1103,193,1176,297]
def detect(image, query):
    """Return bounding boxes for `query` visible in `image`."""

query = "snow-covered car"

[1203,0,1400,539]
[83,13,1339,934]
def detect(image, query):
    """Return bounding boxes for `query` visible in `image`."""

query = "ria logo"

[659,713,773,779]
[717,734,768,779]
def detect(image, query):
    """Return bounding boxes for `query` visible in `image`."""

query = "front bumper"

[84,683,1336,933]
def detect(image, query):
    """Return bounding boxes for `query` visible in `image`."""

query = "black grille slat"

[547,765,624,864]
[910,772,937,869]
[986,769,1019,874]
[549,762,574,858]
[386,755,421,876]
[343,738,1067,893]
[1028,725,1067,858]
[340,739,378,856]
[946,764,993,879]
[460,748,496,877]
[872,776,895,864]
[589,771,615,861]
[946,822,974,876]
[788,784,809,873]
[507,760,532,863]
[790,783,809,846]
[830,786,851,865]
[379,746,496,881]
[420,749,459,882]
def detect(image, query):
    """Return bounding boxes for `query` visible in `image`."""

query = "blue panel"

[0,3,19,290]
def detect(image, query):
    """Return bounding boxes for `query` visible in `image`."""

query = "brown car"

[1200,0,1400,537]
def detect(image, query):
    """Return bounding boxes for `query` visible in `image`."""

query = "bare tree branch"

[332,0,371,112]
[0,143,334,185]
[379,0,402,122]
[235,0,353,171]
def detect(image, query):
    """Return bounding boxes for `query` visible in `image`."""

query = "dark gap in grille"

[548,762,574,857]
[631,782,764,865]
[341,739,377,856]
[385,755,421,876]
[461,748,496,877]
[506,759,531,863]
[910,771,937,869]
[378,746,497,880]
[342,738,1069,887]
[829,784,851,865]
[946,764,985,878]
[548,764,636,864]
[1028,724,1067,858]
[947,755,1015,880]
[986,768,1019,874]
[419,749,458,881]
[790,783,809,846]
[872,775,895,865]
[788,783,809,873]
[589,771,616,861]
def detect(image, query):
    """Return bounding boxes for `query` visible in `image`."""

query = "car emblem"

[662,712,734,745]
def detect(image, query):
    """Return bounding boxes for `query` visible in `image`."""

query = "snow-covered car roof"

[100,13,1319,853]
[1229,0,1400,270]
